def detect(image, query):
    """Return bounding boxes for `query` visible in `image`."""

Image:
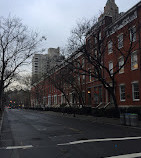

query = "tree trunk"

[111,92,120,117]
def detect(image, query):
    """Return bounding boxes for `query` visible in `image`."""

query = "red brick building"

[31,1,141,109]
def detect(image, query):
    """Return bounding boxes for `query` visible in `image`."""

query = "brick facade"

[31,1,141,109]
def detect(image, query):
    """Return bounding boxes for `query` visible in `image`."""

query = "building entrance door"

[88,89,91,106]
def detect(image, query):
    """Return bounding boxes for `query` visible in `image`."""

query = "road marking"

[57,136,141,146]
[6,145,33,150]
[105,152,141,158]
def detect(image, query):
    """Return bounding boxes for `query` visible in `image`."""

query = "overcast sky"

[0,0,140,52]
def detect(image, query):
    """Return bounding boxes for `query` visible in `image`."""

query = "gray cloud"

[0,0,139,49]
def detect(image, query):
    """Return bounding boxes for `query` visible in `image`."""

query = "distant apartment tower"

[32,54,47,79]
[32,47,64,81]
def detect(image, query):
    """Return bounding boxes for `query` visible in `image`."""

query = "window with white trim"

[132,82,140,101]
[131,51,138,70]
[82,58,85,68]
[99,32,101,40]
[54,95,57,105]
[78,75,80,84]
[89,70,92,81]
[118,34,123,49]
[94,36,97,44]
[120,84,125,101]
[109,61,113,75]
[82,75,85,83]
[70,93,73,103]
[94,49,97,58]
[119,56,124,74]
[108,41,113,54]
[130,26,136,42]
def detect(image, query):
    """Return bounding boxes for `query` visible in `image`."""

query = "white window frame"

[89,69,92,82]
[94,36,97,44]
[118,33,123,49]
[119,84,125,101]
[130,26,136,42]
[54,95,57,105]
[132,81,140,101]
[69,93,73,104]
[109,61,113,75]
[99,32,101,40]
[131,51,138,70]
[82,74,85,83]
[82,58,85,68]
[108,41,113,54]
[78,75,80,84]
[94,49,97,58]
[119,56,124,74]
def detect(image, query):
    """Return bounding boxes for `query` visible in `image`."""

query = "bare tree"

[67,17,97,54]
[47,66,71,107]
[0,16,46,110]
[47,62,85,108]
[31,80,45,108]
[18,74,32,90]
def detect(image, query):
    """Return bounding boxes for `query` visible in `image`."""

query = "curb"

[0,110,4,136]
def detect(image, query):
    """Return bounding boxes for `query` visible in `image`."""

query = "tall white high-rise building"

[32,47,64,82]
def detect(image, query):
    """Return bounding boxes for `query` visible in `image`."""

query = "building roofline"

[105,1,141,30]
[86,1,141,39]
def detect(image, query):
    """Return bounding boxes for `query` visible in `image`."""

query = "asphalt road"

[0,108,141,158]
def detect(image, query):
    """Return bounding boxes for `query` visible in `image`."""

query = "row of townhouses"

[31,0,141,109]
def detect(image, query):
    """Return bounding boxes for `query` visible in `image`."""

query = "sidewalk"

[0,110,4,135]
[41,110,141,129]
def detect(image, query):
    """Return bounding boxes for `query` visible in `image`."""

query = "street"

[0,109,141,158]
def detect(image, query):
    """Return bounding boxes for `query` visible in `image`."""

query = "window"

[109,61,113,75]
[54,95,57,105]
[82,58,85,68]
[77,62,80,69]
[108,41,113,54]
[99,32,101,40]
[119,56,124,73]
[120,85,125,101]
[94,49,97,58]
[131,51,138,70]
[130,26,136,42]
[82,75,85,83]
[94,68,98,77]
[89,70,92,81]
[88,39,93,49]
[94,36,97,44]
[70,93,73,103]
[132,82,139,101]
[78,75,80,84]
[118,34,123,49]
